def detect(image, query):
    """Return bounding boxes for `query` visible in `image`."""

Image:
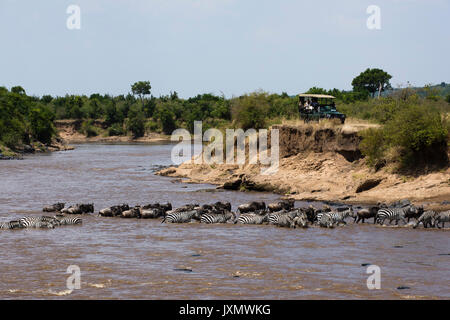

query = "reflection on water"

[0,143,448,299]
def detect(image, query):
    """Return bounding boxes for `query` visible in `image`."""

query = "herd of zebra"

[1,199,449,231]
[97,199,450,229]
[0,203,90,230]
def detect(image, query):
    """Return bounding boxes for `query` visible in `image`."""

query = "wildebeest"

[121,206,141,219]
[43,203,65,212]
[404,205,424,222]
[99,204,129,217]
[354,206,379,224]
[142,202,172,212]
[140,207,165,219]
[267,199,295,212]
[62,203,94,215]
[238,201,266,213]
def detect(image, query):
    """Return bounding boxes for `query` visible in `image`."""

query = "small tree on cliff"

[352,68,392,98]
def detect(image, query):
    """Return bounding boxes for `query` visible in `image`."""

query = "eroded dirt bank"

[158,123,450,210]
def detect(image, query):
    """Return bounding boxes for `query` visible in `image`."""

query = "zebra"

[316,208,353,225]
[236,213,269,225]
[318,213,335,228]
[375,206,417,226]
[57,217,82,225]
[267,210,288,224]
[433,210,450,229]
[413,211,437,229]
[292,212,309,228]
[162,210,199,223]
[19,216,59,228]
[268,210,298,227]
[200,211,235,224]
[0,221,24,230]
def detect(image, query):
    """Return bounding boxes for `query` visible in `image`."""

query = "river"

[0,143,448,299]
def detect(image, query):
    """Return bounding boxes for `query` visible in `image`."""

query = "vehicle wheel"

[341,118,345,124]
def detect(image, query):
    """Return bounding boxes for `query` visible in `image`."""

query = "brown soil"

[157,121,450,211]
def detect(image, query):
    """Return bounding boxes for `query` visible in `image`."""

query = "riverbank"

[54,119,171,144]
[0,138,74,160]
[157,122,450,211]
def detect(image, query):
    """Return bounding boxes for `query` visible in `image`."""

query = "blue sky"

[0,0,449,98]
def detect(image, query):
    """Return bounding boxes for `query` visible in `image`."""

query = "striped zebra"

[0,221,24,230]
[200,211,235,224]
[316,209,352,225]
[19,216,59,228]
[318,213,335,228]
[376,206,416,225]
[57,217,82,225]
[162,210,199,223]
[413,211,437,229]
[433,210,450,229]
[292,213,309,228]
[268,210,297,227]
[236,213,269,225]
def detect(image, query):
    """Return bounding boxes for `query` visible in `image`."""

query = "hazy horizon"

[1,0,449,98]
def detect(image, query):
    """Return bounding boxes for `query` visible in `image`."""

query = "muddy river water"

[0,143,448,299]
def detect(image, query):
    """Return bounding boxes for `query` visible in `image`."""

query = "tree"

[155,106,176,135]
[127,105,145,138]
[352,68,392,97]
[29,105,55,144]
[11,86,26,95]
[131,81,151,109]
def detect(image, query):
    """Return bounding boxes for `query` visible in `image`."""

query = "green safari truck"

[298,94,346,124]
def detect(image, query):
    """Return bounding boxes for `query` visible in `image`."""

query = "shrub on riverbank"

[359,102,449,171]
[79,120,99,138]
[0,87,56,150]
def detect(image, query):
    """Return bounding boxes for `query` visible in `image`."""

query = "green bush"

[29,106,55,144]
[145,120,160,133]
[156,107,176,135]
[108,123,125,136]
[360,104,448,170]
[359,128,387,167]
[126,105,146,138]
[80,120,98,137]
[230,92,270,130]
[384,105,448,167]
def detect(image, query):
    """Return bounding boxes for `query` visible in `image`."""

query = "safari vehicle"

[298,94,346,124]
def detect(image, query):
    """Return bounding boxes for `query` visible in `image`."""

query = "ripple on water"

[0,143,449,299]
